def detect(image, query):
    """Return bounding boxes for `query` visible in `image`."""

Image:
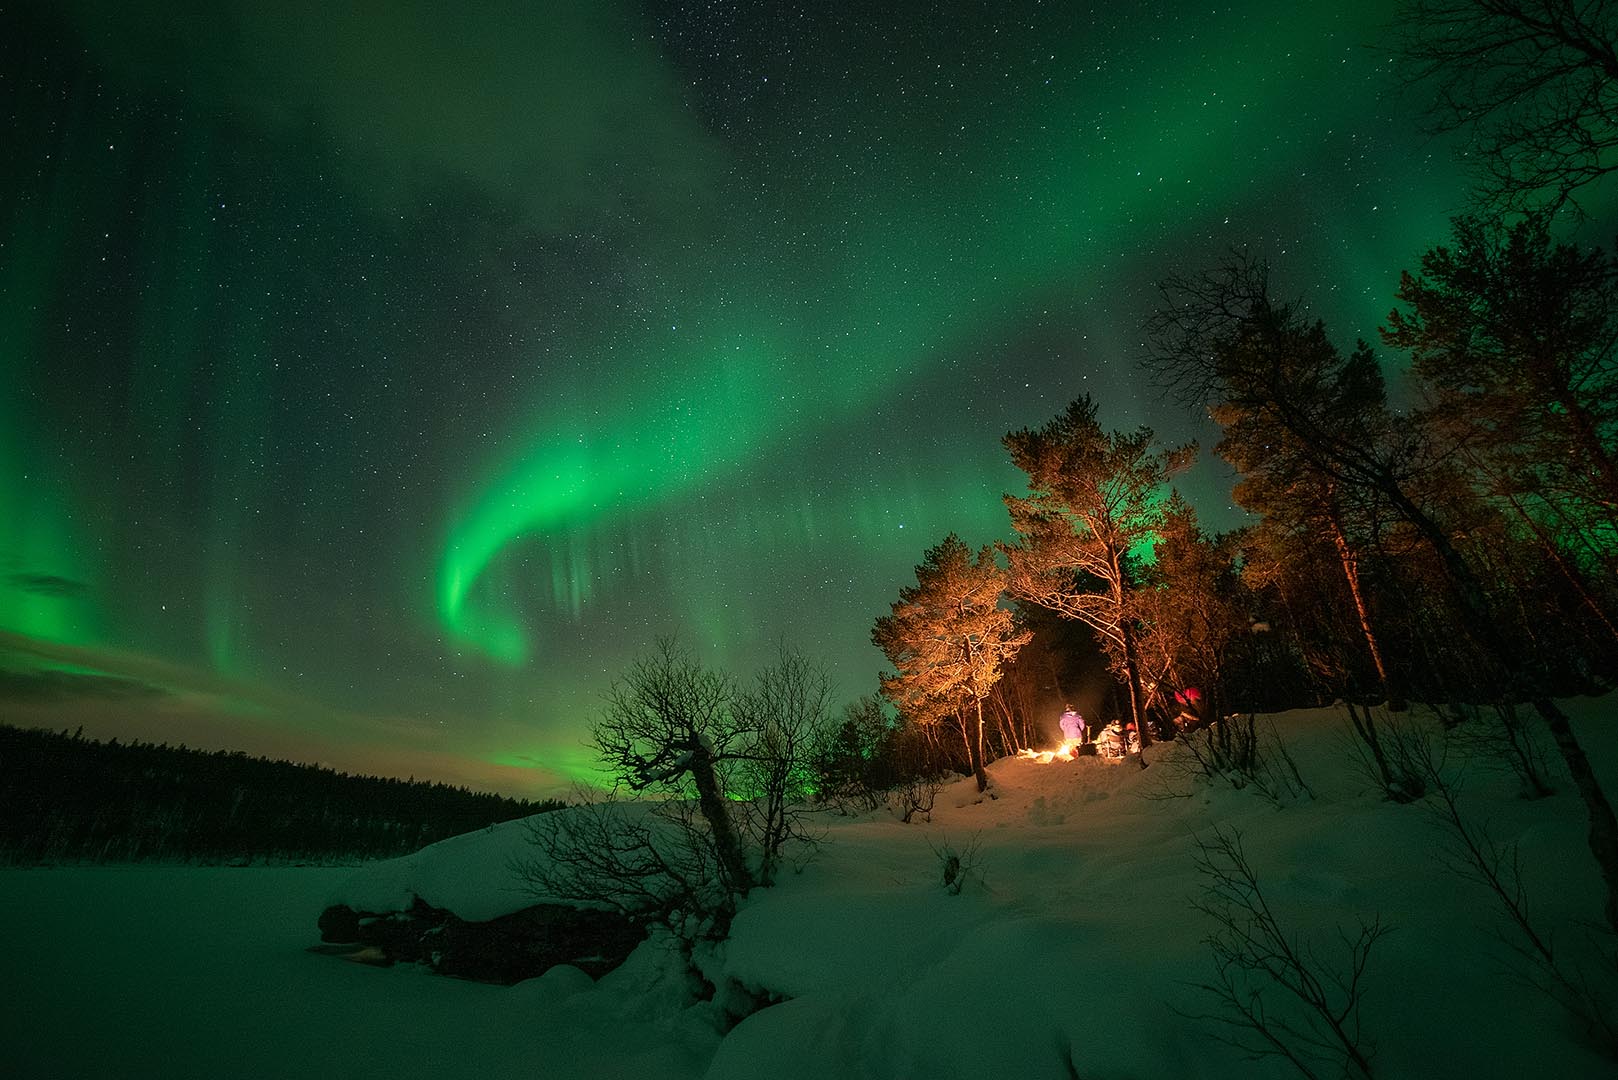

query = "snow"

[333,813,548,922]
[0,865,718,1080]
[333,799,670,919]
[8,697,1618,1078]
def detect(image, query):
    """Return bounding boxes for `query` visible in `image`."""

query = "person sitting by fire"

[1173,687,1206,730]
[1094,718,1138,758]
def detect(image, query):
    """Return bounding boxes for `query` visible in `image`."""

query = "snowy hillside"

[327,697,1618,1079]
[7,699,1616,1079]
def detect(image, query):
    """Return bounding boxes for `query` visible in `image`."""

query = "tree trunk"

[1503,491,1618,648]
[987,688,1013,753]
[1344,699,1414,801]
[1120,619,1152,764]
[1534,698,1618,932]
[1385,487,1502,651]
[971,697,989,792]
[687,739,753,898]
[1326,509,1403,709]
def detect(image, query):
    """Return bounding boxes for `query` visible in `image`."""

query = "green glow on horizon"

[487,744,607,788]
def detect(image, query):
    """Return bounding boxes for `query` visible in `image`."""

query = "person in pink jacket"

[1058,705,1086,744]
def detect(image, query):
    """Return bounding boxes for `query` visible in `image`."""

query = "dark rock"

[429,905,646,983]
[317,904,360,943]
[316,895,645,985]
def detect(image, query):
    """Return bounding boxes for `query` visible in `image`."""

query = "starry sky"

[1,0,1468,796]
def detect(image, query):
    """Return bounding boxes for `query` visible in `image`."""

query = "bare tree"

[517,795,726,927]
[525,640,831,936]
[731,645,832,885]
[1399,731,1618,1057]
[592,640,754,899]
[1393,0,1618,214]
[1165,712,1313,807]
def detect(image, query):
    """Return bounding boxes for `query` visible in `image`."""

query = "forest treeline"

[868,217,1618,784]
[0,724,561,864]
[844,2,1618,936]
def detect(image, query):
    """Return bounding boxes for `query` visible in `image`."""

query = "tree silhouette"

[1387,216,1618,533]
[592,640,754,898]
[1394,0,1618,213]
[1134,492,1251,726]
[1148,255,1618,931]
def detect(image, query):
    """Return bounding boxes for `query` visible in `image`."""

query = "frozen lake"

[1,865,712,1080]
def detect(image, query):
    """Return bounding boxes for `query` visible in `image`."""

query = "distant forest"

[0,725,562,864]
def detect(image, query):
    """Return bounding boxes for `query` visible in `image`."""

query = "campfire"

[1018,739,1083,764]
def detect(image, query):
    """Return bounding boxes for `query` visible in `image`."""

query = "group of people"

[1053,686,1206,758]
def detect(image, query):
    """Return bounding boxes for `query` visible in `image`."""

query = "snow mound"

[330,811,541,922]
[331,800,667,921]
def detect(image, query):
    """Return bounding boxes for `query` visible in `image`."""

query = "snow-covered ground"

[7,698,1616,1079]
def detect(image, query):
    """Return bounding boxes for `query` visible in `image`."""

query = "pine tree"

[1150,256,1618,932]
[873,534,1030,793]
[1134,492,1251,724]
[1209,331,1409,708]
[1386,216,1618,595]
[1001,395,1194,757]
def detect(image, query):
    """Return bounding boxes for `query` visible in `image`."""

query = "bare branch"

[1188,826,1386,1079]
[1393,0,1618,214]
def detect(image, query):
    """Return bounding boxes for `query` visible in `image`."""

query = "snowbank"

[706,699,1618,1079]
[330,697,1618,1077]
[329,800,669,922]
[329,812,542,922]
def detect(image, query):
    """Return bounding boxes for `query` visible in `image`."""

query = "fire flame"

[1018,739,1083,764]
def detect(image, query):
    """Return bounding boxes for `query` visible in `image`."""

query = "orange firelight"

[1018,739,1082,763]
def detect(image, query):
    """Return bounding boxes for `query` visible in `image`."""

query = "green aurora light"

[1,0,1472,793]
[436,0,1456,666]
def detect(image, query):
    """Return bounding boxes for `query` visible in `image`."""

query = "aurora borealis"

[2,0,1468,794]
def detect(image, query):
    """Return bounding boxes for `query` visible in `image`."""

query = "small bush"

[1161,713,1312,806]
[930,834,983,895]
[1188,826,1387,1080]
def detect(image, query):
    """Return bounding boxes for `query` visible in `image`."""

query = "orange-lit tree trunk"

[1325,509,1400,708]
[1119,617,1151,758]
[971,696,989,791]
[1501,491,1618,648]
[1153,251,1618,930]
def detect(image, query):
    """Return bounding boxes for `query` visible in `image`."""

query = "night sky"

[1,1,1467,795]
